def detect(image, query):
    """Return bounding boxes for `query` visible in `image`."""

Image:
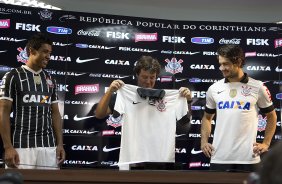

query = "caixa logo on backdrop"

[47,26,72,34]
[71,145,98,151]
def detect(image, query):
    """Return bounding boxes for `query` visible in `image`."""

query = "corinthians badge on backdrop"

[34,75,41,85]
[229,89,237,98]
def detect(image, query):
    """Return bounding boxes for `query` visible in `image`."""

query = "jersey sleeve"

[175,96,188,121]
[257,83,274,113]
[51,76,59,103]
[205,85,216,113]
[114,87,125,115]
[0,71,15,101]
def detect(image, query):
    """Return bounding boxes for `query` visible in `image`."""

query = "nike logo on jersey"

[102,146,120,152]
[0,50,7,53]
[20,79,28,82]
[132,101,141,104]
[217,90,224,94]
[73,115,94,121]
[191,148,203,154]
[76,57,99,63]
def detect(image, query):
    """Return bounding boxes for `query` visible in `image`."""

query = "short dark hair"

[26,33,52,56]
[133,56,161,76]
[259,141,282,184]
[217,44,245,67]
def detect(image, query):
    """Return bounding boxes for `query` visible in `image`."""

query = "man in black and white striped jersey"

[0,33,65,169]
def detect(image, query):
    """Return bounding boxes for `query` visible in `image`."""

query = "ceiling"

[41,0,282,23]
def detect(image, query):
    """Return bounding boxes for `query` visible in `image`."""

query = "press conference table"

[0,168,249,184]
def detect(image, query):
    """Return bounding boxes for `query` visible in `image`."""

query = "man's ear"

[29,47,36,56]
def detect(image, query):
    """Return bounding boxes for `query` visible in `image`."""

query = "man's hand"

[253,142,269,157]
[201,142,214,158]
[4,147,19,168]
[56,145,66,166]
[108,80,125,93]
[179,87,192,101]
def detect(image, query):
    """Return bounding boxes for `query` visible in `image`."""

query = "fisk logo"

[0,19,10,28]
[23,94,51,104]
[162,36,185,43]
[16,23,41,32]
[106,32,129,39]
[191,37,214,44]
[47,26,72,34]
[246,39,269,46]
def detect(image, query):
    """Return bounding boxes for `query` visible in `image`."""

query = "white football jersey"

[114,84,188,170]
[206,77,273,164]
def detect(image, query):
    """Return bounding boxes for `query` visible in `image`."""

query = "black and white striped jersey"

[0,65,58,148]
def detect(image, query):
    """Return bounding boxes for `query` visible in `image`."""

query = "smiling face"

[218,55,241,80]
[28,43,52,71]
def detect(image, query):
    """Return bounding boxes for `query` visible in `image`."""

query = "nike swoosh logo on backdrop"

[76,57,99,63]
[73,115,94,121]
[175,134,186,138]
[175,79,186,82]
[191,148,203,154]
[103,146,120,152]
[14,39,27,42]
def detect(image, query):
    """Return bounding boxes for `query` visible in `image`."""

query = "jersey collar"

[22,65,42,75]
[224,73,249,84]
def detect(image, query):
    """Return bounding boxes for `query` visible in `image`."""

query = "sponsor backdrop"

[0,3,281,170]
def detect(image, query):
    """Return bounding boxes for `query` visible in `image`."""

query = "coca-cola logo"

[77,29,100,37]
[219,38,241,44]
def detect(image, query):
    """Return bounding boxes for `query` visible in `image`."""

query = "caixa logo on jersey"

[276,93,282,100]
[46,26,72,34]
[191,37,214,44]
[22,94,51,105]
[71,145,98,151]
[17,47,28,63]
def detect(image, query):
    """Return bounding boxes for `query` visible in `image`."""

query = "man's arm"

[201,112,215,158]
[95,80,124,119]
[51,103,65,165]
[0,99,19,168]
[253,110,277,155]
